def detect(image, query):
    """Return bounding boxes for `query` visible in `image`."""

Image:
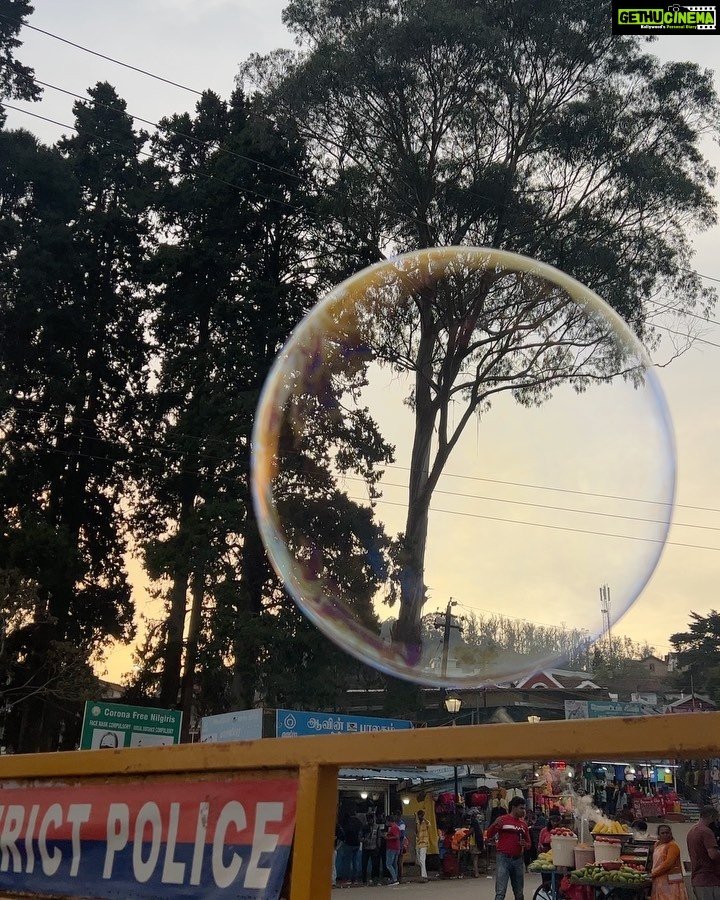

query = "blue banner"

[275,709,412,737]
[0,778,296,899]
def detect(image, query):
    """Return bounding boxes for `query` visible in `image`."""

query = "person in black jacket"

[342,814,363,884]
[360,814,383,885]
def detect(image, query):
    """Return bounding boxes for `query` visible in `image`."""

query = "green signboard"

[80,700,182,750]
[564,699,663,720]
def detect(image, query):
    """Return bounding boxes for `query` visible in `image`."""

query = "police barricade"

[0,712,717,900]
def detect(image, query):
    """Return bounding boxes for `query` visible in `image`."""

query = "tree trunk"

[159,489,195,708]
[230,508,268,709]
[179,566,205,740]
[394,292,437,650]
[159,564,191,709]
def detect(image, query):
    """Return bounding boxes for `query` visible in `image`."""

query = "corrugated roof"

[338,767,430,782]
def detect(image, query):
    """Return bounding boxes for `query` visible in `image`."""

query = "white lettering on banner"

[133,803,162,883]
[66,805,91,877]
[212,801,246,889]
[0,793,291,890]
[104,803,129,878]
[245,802,283,890]
[24,804,39,874]
[1,803,90,877]
[161,802,185,885]
[190,801,209,886]
[0,805,24,872]
[38,804,62,876]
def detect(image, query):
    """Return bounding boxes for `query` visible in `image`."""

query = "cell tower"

[599,583,612,650]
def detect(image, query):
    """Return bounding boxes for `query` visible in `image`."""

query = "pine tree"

[0,83,153,749]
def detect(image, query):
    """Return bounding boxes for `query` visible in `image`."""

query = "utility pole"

[599,584,612,654]
[437,599,461,679]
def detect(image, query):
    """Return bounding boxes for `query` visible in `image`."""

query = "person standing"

[538,812,562,853]
[688,805,720,900]
[361,814,383,886]
[342,813,363,885]
[486,796,531,900]
[397,812,407,883]
[650,825,688,900]
[415,809,430,883]
[384,815,402,886]
[468,812,485,878]
[332,821,344,888]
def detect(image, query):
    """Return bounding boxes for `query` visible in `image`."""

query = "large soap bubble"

[251,247,675,687]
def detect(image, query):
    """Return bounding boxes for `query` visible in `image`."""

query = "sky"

[4,2,720,685]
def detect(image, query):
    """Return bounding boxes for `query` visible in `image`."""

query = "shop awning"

[338,767,430,783]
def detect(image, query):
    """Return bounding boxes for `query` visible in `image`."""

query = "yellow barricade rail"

[1,712,719,900]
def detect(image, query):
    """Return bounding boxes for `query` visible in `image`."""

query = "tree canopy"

[243,0,718,665]
[670,611,720,704]
[0,0,40,123]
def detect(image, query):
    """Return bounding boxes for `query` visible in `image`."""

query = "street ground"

[331,870,697,900]
[332,870,544,898]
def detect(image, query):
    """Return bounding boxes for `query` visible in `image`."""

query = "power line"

[7,26,720,314]
[3,427,719,554]
[451,599,592,633]
[12,102,720,344]
[3,29,720,530]
[3,419,718,552]
[0,12,202,95]
[653,322,720,350]
[348,495,719,553]
[4,402,719,517]
[648,297,720,329]
[341,474,720,532]
[21,74,305,184]
[383,464,718,515]
[2,103,304,212]
[3,434,719,558]
[680,266,720,287]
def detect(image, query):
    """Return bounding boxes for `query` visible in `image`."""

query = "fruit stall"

[529,824,652,900]
[569,862,652,898]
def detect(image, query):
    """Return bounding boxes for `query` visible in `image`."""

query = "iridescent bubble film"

[251,247,676,687]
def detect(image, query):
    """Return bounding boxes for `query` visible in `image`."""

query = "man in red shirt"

[487,796,532,900]
[687,805,720,900]
[384,814,402,886]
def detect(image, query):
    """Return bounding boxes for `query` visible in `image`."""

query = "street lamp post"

[444,695,463,825]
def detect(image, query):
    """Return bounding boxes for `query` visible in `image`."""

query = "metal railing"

[1,711,719,899]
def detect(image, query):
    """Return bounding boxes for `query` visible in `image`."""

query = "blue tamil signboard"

[276,708,412,737]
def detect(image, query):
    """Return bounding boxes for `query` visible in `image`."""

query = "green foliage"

[0,566,101,752]
[458,611,593,673]
[588,635,657,691]
[0,84,155,748]
[1,84,151,647]
[126,87,393,714]
[670,611,720,704]
[0,0,41,123]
